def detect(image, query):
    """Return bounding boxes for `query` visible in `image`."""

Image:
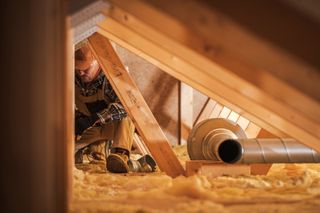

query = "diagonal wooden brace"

[88,33,185,177]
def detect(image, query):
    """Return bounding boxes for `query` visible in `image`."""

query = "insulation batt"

[71,146,320,213]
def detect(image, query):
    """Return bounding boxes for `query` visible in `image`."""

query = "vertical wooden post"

[179,82,193,145]
[1,0,70,212]
[65,14,75,207]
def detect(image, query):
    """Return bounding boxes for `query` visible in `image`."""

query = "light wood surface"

[133,133,150,155]
[186,160,251,177]
[194,98,217,125]
[179,82,193,145]
[98,1,320,152]
[88,33,185,177]
[2,1,70,212]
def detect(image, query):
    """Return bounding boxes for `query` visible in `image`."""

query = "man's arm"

[96,102,127,125]
[99,77,128,124]
[75,110,99,135]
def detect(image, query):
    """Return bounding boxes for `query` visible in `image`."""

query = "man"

[74,43,135,173]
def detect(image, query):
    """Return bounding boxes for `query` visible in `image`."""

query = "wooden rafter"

[133,133,150,155]
[88,33,184,177]
[97,0,320,152]
[193,98,217,126]
[179,82,193,145]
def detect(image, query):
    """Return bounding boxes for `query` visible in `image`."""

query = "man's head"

[75,45,101,83]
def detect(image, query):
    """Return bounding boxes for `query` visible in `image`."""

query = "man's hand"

[75,112,100,135]
[96,108,111,124]
[96,103,127,125]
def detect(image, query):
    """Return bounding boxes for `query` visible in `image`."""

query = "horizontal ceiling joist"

[99,0,320,152]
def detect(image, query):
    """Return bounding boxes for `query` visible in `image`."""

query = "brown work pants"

[75,117,134,154]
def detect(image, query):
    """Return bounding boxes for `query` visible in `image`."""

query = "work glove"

[96,103,127,124]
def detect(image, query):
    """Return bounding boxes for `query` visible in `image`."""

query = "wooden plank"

[88,33,184,177]
[210,103,224,118]
[179,82,193,145]
[109,0,320,111]
[186,160,250,177]
[218,106,231,119]
[101,1,320,152]
[193,98,217,125]
[133,133,150,155]
[100,22,291,139]
[66,15,74,205]
[250,164,272,176]
[228,111,240,123]
[200,0,320,99]
[245,122,262,138]
[2,1,70,212]
[96,17,297,139]
[237,116,250,131]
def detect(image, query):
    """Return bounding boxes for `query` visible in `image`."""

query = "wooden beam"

[201,0,320,96]
[2,1,70,212]
[179,82,193,145]
[98,2,320,152]
[245,122,261,138]
[186,160,250,177]
[88,33,185,177]
[111,0,320,102]
[218,106,232,119]
[66,15,74,205]
[210,103,224,118]
[237,116,250,131]
[228,111,240,123]
[106,1,320,119]
[195,98,243,127]
[133,133,150,155]
[193,98,217,125]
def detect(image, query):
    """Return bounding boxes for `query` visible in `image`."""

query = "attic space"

[2,0,320,213]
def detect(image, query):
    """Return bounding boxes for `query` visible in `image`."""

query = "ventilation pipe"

[187,118,320,163]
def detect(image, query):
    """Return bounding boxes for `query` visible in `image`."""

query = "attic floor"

[71,146,320,213]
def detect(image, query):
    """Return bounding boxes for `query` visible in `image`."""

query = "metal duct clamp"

[188,118,246,162]
[187,118,320,164]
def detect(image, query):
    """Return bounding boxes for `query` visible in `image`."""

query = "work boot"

[106,148,130,173]
[75,149,84,164]
[128,154,157,173]
[87,141,107,163]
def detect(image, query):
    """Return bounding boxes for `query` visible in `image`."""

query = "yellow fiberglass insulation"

[71,146,320,213]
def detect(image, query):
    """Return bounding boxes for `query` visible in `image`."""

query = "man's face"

[75,58,100,83]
